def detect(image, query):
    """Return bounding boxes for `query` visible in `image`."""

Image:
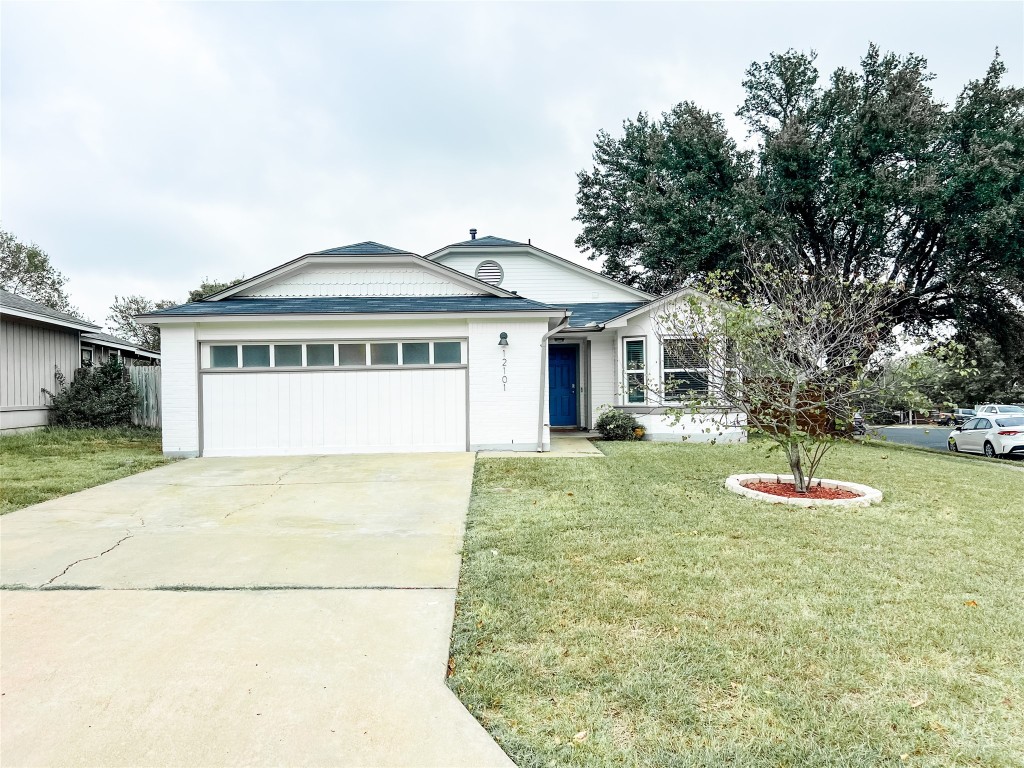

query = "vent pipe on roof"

[469,228,477,240]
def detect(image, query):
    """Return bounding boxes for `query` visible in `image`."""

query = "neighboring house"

[80,331,161,367]
[0,288,99,433]
[139,234,745,457]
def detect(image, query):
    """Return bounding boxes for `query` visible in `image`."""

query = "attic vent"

[475,260,503,286]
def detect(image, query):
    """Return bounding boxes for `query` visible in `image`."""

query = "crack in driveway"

[43,530,136,587]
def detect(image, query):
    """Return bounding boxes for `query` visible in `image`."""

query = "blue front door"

[549,345,578,427]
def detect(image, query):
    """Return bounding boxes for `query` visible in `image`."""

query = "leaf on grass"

[446,657,456,678]
[964,600,978,607]
[573,730,588,743]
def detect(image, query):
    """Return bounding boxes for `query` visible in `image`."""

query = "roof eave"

[0,306,99,332]
[137,308,567,325]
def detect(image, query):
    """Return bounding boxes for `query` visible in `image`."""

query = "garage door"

[201,368,467,456]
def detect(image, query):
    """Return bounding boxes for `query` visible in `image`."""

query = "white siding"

[201,368,467,456]
[240,266,485,298]
[435,251,645,304]
[160,324,200,456]
[467,318,549,451]
[588,333,617,426]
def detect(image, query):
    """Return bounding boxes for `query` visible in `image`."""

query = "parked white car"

[947,415,1024,458]
[976,404,1024,416]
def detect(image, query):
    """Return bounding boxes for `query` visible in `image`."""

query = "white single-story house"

[140,234,744,457]
[1,288,100,433]
[81,331,161,368]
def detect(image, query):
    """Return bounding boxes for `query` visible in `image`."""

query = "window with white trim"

[204,340,464,369]
[623,337,646,404]
[662,337,710,401]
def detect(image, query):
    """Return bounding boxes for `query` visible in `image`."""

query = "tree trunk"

[787,442,808,493]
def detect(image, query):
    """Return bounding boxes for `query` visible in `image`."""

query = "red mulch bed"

[746,481,861,500]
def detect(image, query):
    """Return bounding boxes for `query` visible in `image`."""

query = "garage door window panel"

[371,343,399,365]
[306,344,335,367]
[274,344,302,367]
[433,341,462,365]
[402,342,430,365]
[242,344,271,368]
[211,345,239,368]
[338,343,368,366]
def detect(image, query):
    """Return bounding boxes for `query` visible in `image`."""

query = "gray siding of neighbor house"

[0,316,80,432]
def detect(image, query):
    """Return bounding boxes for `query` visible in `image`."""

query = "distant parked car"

[938,408,976,426]
[976,404,1024,416]
[947,416,1024,458]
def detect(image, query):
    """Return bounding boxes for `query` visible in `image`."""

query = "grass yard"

[449,440,1024,767]
[0,428,169,515]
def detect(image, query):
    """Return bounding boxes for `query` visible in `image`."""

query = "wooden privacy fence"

[130,366,161,428]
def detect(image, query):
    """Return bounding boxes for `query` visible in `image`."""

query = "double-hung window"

[623,338,646,404]
[663,338,710,401]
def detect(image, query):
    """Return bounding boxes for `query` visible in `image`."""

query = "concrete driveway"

[1,454,513,768]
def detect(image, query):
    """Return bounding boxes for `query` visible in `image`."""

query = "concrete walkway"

[480,431,605,458]
[0,454,513,768]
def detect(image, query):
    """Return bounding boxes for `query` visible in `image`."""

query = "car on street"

[947,415,1024,458]
[937,408,975,426]
[976,404,1024,416]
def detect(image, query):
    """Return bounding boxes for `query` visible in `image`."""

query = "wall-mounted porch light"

[498,332,509,347]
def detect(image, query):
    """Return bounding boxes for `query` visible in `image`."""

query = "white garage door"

[201,368,467,456]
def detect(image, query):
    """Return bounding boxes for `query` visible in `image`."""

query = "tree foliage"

[188,277,244,302]
[0,229,84,317]
[576,45,1024,351]
[106,295,175,351]
[43,357,138,428]
[105,276,242,351]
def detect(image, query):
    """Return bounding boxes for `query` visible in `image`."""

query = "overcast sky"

[2,1,1021,327]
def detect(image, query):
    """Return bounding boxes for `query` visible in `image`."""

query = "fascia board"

[1,306,99,332]
[137,309,567,325]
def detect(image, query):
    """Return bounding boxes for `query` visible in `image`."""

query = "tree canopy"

[106,276,244,351]
[0,229,84,318]
[575,45,1024,350]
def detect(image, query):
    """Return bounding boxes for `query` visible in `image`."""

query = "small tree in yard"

[655,252,902,493]
[43,358,138,428]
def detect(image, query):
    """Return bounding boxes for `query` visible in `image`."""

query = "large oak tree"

[575,46,1024,350]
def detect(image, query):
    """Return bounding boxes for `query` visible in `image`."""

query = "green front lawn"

[0,428,170,515]
[450,441,1024,767]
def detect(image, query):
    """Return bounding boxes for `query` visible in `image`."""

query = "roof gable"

[425,239,652,303]
[205,243,517,302]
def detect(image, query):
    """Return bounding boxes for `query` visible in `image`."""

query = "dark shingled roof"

[0,288,98,329]
[446,235,525,248]
[561,302,649,327]
[306,241,415,256]
[145,295,562,318]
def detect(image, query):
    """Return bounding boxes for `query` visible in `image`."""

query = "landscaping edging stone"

[725,474,883,507]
